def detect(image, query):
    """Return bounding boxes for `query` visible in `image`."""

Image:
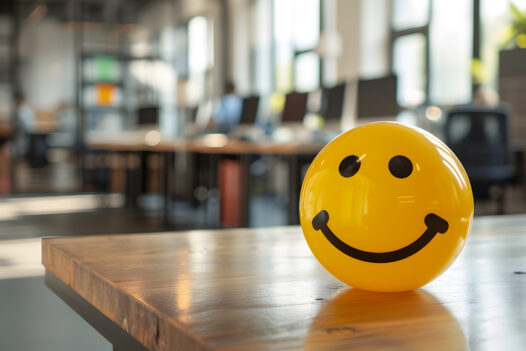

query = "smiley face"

[299,122,473,292]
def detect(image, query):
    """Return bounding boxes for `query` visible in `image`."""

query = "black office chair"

[445,107,515,214]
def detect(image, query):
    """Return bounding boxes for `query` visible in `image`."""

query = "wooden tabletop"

[86,133,326,155]
[42,215,526,350]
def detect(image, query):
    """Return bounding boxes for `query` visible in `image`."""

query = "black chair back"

[445,108,510,168]
[445,107,514,202]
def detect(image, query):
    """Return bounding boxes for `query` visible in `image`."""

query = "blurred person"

[13,91,35,158]
[211,81,242,134]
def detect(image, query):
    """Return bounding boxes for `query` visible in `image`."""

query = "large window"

[391,0,430,107]
[392,0,474,107]
[392,33,427,106]
[251,0,273,94]
[392,0,430,30]
[273,0,320,92]
[430,0,472,105]
[248,0,320,94]
[188,16,213,101]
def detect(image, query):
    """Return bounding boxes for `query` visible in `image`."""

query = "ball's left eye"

[339,155,361,178]
[388,155,413,178]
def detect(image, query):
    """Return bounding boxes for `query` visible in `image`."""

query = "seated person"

[211,81,242,134]
[13,92,35,158]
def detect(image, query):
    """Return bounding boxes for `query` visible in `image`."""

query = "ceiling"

[0,0,167,24]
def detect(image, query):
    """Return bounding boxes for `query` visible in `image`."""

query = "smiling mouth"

[312,211,449,263]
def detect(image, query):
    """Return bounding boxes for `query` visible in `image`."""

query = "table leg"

[288,155,300,225]
[125,152,142,209]
[240,154,251,227]
[162,152,174,227]
[124,152,133,208]
[209,154,220,228]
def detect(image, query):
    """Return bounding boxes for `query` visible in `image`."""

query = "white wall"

[178,0,224,98]
[18,19,75,110]
[336,0,361,81]
[228,0,251,95]
[335,0,390,81]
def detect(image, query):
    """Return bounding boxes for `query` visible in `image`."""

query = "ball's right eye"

[339,155,361,178]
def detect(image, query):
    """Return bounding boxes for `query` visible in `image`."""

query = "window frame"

[389,1,432,107]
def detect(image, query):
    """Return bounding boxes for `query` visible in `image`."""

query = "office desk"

[42,214,526,350]
[86,135,325,226]
[86,132,324,154]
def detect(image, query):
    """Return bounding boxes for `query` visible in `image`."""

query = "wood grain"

[86,134,325,155]
[42,215,526,350]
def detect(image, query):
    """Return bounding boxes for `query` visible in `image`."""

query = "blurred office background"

[1,0,526,349]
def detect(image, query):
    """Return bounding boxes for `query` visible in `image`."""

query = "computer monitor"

[322,83,346,121]
[357,75,399,119]
[137,106,159,125]
[281,92,308,123]
[240,96,260,124]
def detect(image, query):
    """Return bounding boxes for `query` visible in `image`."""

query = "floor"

[0,196,145,350]
[0,276,109,351]
[13,156,80,194]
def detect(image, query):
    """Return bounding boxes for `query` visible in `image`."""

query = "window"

[294,52,319,92]
[273,0,320,92]
[391,0,474,106]
[430,0,472,105]
[251,0,273,94]
[391,0,430,107]
[188,16,213,100]
[393,34,427,106]
[392,0,430,30]
[273,0,293,92]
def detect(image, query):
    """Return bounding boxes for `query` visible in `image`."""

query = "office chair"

[445,107,515,214]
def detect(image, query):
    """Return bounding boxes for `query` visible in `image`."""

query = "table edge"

[41,237,216,351]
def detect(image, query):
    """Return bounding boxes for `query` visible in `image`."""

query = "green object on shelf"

[95,55,118,81]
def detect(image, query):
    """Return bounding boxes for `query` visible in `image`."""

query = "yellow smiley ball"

[299,122,473,292]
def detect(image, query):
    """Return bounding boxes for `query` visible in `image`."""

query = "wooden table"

[42,214,526,350]
[85,133,325,155]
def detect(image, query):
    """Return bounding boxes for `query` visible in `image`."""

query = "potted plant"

[499,3,526,78]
